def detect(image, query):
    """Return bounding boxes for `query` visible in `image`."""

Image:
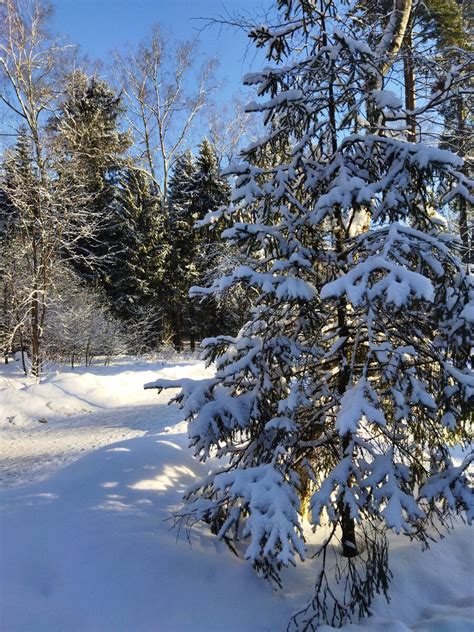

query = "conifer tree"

[148,0,473,627]
[420,0,471,49]
[193,139,232,339]
[109,168,167,349]
[424,1,474,266]
[194,139,231,220]
[163,141,233,348]
[0,130,32,238]
[0,0,123,375]
[360,0,473,260]
[0,132,32,362]
[50,70,131,284]
[163,150,199,350]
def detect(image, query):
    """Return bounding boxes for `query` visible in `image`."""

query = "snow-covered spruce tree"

[147,0,473,627]
[108,167,167,348]
[193,139,233,339]
[49,70,131,287]
[162,150,199,350]
[194,139,231,220]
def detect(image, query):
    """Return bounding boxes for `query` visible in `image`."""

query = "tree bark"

[322,1,359,557]
[376,0,414,79]
[454,95,472,266]
[341,501,358,558]
[172,308,183,352]
[403,21,417,143]
[367,0,414,130]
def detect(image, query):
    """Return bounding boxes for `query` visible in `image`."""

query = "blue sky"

[52,0,269,99]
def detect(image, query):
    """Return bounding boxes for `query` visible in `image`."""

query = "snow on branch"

[420,454,474,522]
[191,265,317,302]
[361,453,425,534]
[321,255,434,308]
[335,379,386,435]
[181,464,306,568]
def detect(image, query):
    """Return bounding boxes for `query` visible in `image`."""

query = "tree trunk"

[19,330,27,375]
[322,0,359,558]
[173,308,183,352]
[31,286,41,378]
[336,310,358,558]
[403,22,417,143]
[459,196,471,265]
[341,505,358,558]
[189,301,196,352]
[367,0,414,129]
[2,282,9,363]
[376,0,414,79]
[454,95,472,266]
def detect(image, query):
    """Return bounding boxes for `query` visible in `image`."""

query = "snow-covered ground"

[0,357,203,488]
[1,357,473,632]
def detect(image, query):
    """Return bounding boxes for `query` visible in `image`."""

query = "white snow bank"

[0,357,210,488]
[0,357,207,428]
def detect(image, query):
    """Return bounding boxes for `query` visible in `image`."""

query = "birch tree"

[0,0,100,375]
[114,27,216,205]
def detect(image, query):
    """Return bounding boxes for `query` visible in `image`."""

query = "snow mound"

[0,358,207,428]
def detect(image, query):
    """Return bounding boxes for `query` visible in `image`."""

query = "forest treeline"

[0,0,254,375]
[0,0,472,377]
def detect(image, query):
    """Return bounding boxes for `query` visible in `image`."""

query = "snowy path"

[0,402,184,489]
[0,358,202,489]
